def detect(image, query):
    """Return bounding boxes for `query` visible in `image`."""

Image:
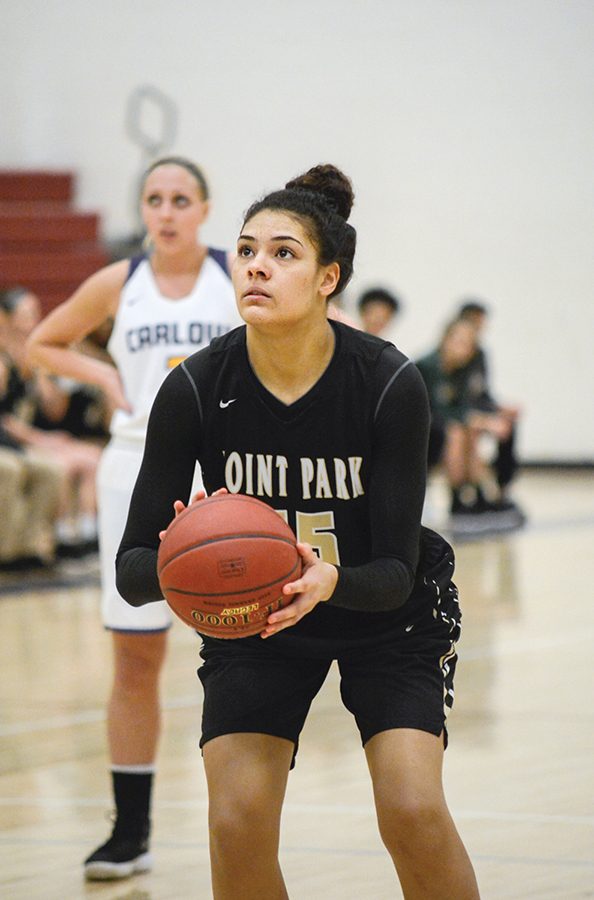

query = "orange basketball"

[157,493,301,638]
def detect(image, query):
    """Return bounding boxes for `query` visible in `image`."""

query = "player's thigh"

[365,727,446,810]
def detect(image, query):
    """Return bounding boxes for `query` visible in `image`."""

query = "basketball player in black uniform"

[116,165,480,899]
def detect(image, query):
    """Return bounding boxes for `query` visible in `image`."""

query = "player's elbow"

[115,547,162,607]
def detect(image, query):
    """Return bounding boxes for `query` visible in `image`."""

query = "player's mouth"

[242,287,271,300]
[159,229,177,239]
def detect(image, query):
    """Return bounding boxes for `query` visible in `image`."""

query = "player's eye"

[237,244,253,258]
[173,194,190,208]
[145,194,161,207]
[276,246,294,259]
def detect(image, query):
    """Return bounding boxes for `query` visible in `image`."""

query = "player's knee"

[113,634,166,687]
[208,792,278,860]
[377,792,446,855]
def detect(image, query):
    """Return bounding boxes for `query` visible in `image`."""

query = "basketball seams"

[160,557,301,599]
[163,493,294,539]
[157,532,299,572]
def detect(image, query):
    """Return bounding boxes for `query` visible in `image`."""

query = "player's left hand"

[260,542,338,639]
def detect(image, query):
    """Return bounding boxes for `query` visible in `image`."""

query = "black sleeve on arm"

[115,363,203,607]
[328,357,430,612]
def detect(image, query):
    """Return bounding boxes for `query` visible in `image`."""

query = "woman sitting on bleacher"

[0,287,102,556]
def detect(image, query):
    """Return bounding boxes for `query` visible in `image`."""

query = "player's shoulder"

[180,326,246,377]
[123,254,149,284]
[206,246,232,277]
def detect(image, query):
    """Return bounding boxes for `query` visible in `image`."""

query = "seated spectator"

[0,427,62,567]
[357,286,401,337]
[456,299,522,508]
[0,287,103,554]
[416,318,524,533]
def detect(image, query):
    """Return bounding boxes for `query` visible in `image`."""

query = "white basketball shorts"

[97,439,203,631]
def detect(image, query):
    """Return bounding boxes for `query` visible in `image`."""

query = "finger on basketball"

[159,498,190,540]
[261,605,300,638]
[189,486,228,505]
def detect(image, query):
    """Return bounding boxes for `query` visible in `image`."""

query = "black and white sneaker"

[450,496,526,539]
[84,825,153,881]
[477,497,527,531]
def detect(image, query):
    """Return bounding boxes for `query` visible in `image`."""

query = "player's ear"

[319,262,340,299]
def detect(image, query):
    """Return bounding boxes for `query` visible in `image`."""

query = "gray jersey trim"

[180,360,203,426]
[373,358,412,423]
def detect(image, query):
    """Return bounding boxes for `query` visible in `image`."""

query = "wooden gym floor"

[1,469,593,899]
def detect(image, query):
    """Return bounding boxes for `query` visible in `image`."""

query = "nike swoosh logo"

[219,398,237,409]
[405,624,414,632]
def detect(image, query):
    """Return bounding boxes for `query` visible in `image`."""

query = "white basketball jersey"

[108,251,242,443]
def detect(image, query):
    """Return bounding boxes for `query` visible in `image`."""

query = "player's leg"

[108,630,167,764]
[365,728,479,899]
[341,528,479,897]
[84,442,171,881]
[443,421,475,513]
[203,733,293,899]
[85,626,168,880]
[198,633,331,897]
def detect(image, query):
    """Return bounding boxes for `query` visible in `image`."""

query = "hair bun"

[285,164,354,220]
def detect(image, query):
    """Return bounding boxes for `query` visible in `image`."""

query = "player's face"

[361,301,394,336]
[232,210,339,328]
[442,322,476,368]
[141,165,209,254]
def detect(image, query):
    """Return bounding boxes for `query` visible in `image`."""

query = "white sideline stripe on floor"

[0,695,201,736]
[0,795,592,826]
[0,833,593,870]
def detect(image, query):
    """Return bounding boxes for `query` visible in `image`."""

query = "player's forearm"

[26,341,115,394]
[329,557,415,612]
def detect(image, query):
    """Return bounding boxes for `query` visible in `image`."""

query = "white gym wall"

[2,0,593,462]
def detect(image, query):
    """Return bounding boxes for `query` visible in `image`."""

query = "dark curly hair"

[242,164,356,298]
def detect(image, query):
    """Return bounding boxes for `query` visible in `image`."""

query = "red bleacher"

[0,170,108,314]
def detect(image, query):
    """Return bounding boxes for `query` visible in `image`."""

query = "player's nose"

[246,251,270,278]
[159,200,174,219]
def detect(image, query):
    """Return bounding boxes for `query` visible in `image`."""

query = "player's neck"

[149,245,208,299]
[150,243,207,277]
[247,320,335,406]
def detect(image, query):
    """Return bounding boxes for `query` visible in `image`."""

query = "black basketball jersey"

[117,321,433,630]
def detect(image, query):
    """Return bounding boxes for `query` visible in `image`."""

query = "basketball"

[157,493,301,638]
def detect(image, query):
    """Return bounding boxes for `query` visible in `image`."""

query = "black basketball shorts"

[197,529,462,763]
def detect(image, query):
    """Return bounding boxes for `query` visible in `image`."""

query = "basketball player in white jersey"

[26,157,243,880]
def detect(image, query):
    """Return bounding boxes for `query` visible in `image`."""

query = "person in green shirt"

[417,318,519,529]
